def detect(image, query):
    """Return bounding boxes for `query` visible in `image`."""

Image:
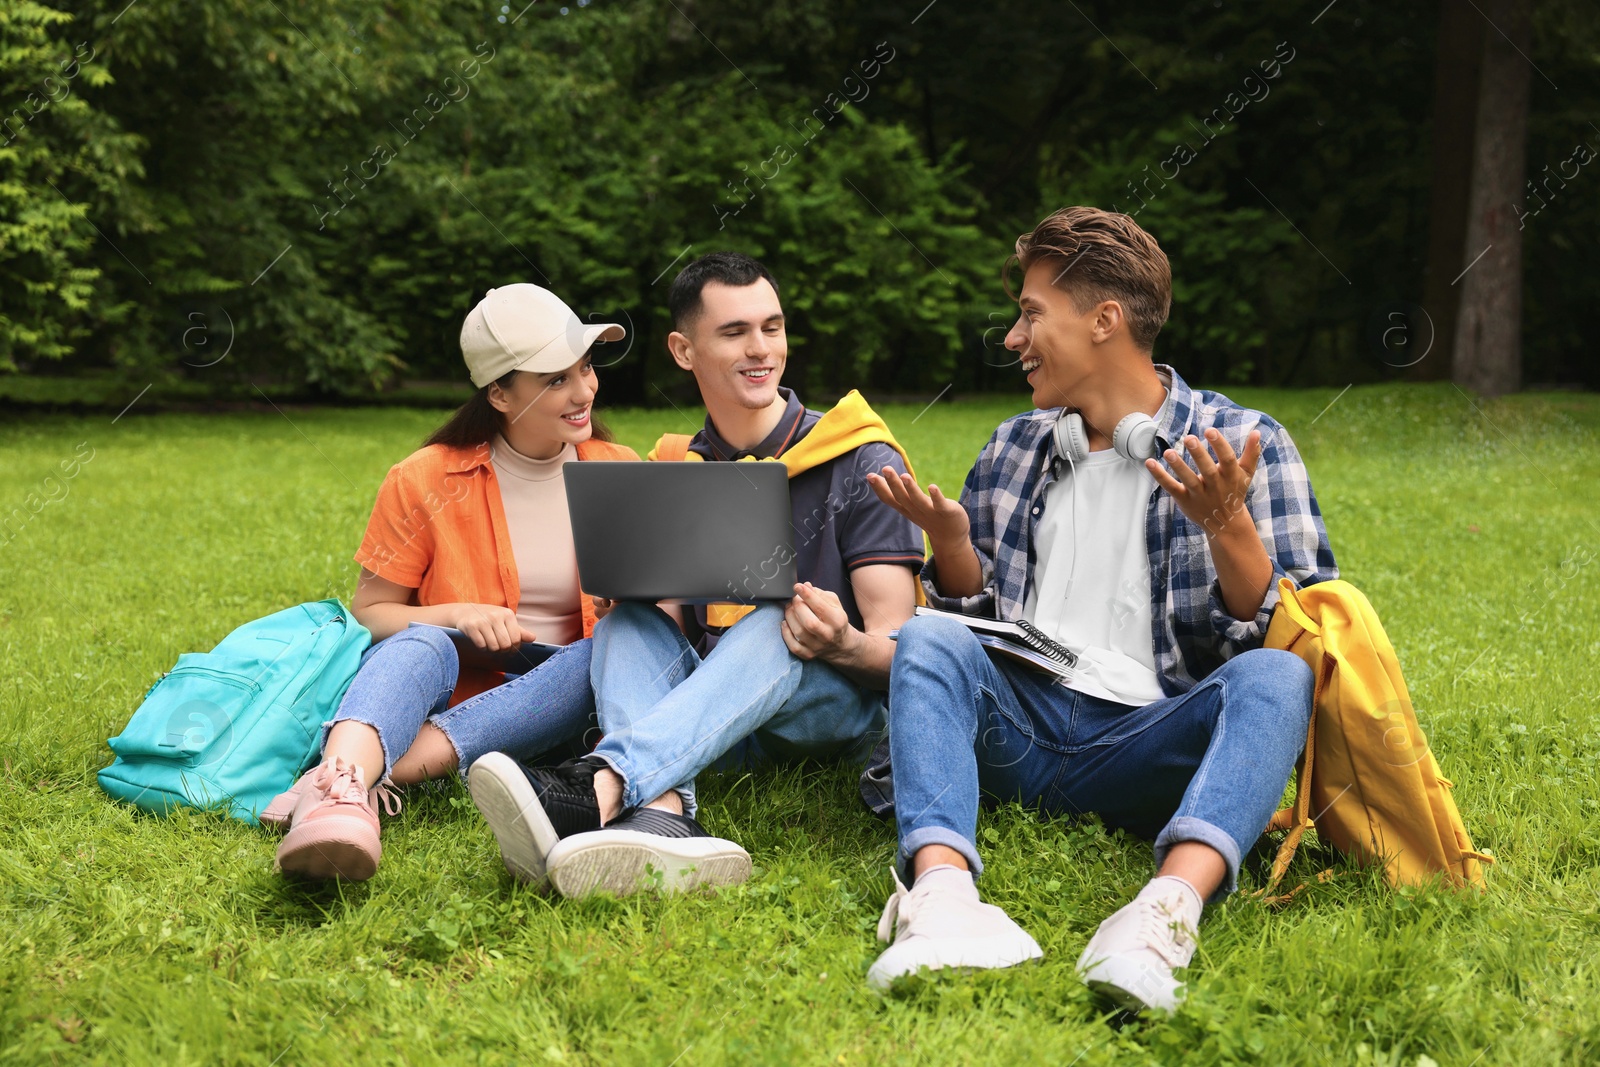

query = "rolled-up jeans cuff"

[673,783,697,819]
[586,750,635,807]
[1154,816,1241,902]
[899,827,984,885]
[587,751,697,817]
[319,715,395,781]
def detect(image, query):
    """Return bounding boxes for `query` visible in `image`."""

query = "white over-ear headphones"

[1052,409,1171,465]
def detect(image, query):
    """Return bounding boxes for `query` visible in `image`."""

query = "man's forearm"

[820,628,896,690]
[927,535,985,599]
[1208,516,1274,621]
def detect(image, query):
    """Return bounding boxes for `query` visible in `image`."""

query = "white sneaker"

[544,807,751,898]
[1075,875,1202,1014]
[866,867,1044,991]
[467,752,562,888]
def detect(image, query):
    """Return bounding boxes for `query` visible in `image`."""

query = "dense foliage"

[2,0,1597,399]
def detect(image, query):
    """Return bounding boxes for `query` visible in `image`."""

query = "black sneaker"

[544,806,752,898]
[467,752,609,886]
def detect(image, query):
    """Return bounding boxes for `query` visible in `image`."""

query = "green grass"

[2,383,1598,1065]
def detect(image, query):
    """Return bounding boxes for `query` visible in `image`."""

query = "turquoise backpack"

[98,599,371,825]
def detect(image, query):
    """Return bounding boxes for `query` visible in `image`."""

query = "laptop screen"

[563,461,796,603]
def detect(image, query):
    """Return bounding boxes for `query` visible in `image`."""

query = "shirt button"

[1032,506,1041,515]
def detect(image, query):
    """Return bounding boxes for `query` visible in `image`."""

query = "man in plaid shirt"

[862,207,1337,1012]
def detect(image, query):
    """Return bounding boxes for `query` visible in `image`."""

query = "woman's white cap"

[459,283,624,387]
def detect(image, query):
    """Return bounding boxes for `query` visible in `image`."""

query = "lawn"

[2,383,1598,1065]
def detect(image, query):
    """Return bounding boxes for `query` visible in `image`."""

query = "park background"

[3,0,1600,404]
[4,1,1600,1065]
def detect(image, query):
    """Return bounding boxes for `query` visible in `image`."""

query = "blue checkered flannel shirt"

[921,364,1339,696]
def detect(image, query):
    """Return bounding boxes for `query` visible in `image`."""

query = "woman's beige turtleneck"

[489,434,583,646]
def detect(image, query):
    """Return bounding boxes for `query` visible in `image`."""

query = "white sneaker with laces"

[1075,875,1202,1014]
[866,866,1044,991]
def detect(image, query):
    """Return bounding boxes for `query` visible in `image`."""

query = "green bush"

[8,0,1600,397]
[0,2,139,370]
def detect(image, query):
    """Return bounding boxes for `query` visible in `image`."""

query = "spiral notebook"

[891,606,1080,681]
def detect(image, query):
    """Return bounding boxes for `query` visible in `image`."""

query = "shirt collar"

[1152,364,1196,449]
[1039,363,1194,469]
[695,386,809,460]
[443,442,495,474]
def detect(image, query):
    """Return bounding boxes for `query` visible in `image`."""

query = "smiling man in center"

[469,251,926,897]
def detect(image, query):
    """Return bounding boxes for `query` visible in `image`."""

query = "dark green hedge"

[3,0,1597,401]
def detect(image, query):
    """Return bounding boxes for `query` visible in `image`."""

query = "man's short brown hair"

[1007,207,1171,350]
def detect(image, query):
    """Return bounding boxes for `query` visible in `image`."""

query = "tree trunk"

[1416,0,1484,381]
[1452,0,1533,398]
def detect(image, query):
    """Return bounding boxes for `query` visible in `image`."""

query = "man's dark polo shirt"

[687,387,925,646]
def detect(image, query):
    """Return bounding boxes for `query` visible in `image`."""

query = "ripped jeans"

[320,625,597,779]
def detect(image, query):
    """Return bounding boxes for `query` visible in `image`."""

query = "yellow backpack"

[1261,577,1492,896]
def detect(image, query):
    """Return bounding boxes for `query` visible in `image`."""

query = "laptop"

[563,461,796,603]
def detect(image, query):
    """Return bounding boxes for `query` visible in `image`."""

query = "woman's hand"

[591,596,616,621]
[350,570,537,647]
[452,603,536,652]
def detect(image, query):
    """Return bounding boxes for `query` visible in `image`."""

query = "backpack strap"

[1258,703,1319,902]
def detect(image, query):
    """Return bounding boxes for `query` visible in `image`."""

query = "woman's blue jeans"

[888,614,1314,900]
[321,625,597,780]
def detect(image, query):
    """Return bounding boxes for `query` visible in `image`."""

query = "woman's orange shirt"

[354,437,638,704]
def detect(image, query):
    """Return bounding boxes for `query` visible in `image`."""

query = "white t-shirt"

[1022,423,1168,707]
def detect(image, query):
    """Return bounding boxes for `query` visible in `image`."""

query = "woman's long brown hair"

[424,365,615,449]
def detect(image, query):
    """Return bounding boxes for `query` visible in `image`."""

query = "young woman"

[265,284,637,880]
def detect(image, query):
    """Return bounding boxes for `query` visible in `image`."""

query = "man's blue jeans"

[323,625,597,779]
[589,602,886,814]
[889,614,1314,900]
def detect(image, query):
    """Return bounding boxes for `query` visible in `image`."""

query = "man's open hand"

[1144,427,1262,539]
[866,466,969,545]
[781,582,854,662]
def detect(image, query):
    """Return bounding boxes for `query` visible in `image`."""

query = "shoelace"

[876,869,916,943]
[313,758,368,807]
[1132,894,1196,969]
[371,777,403,818]
[309,758,402,817]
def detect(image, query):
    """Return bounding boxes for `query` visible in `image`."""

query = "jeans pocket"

[975,684,1059,777]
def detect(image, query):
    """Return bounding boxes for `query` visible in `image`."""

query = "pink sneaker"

[260,767,318,832]
[274,757,401,881]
